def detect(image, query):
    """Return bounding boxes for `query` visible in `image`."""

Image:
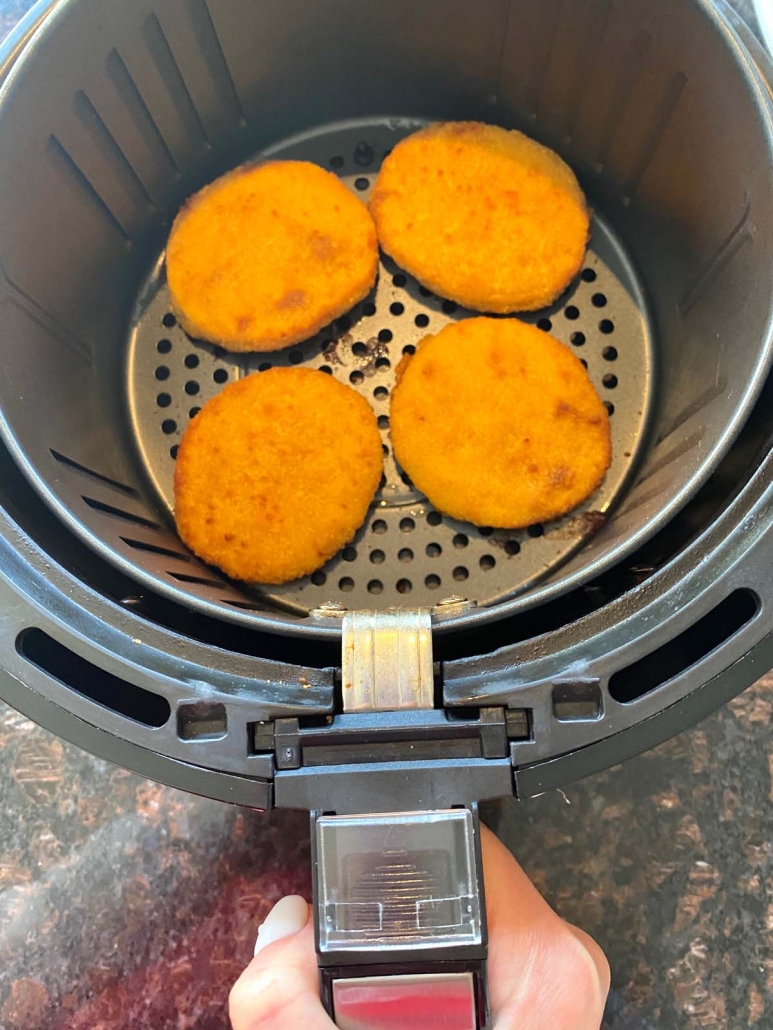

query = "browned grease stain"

[322,333,388,377]
[547,510,608,541]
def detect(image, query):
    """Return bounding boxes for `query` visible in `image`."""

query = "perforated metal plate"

[127,119,654,615]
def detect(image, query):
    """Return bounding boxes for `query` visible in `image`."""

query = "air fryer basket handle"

[311,805,489,1030]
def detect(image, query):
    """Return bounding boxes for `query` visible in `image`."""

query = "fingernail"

[254,895,309,956]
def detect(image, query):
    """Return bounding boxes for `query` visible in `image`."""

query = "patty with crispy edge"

[174,368,383,583]
[371,122,589,312]
[167,160,378,352]
[390,318,610,528]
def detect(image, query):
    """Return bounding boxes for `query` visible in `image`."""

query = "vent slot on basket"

[608,589,758,703]
[17,628,171,727]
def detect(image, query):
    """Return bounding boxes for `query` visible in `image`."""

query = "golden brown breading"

[167,161,378,352]
[174,368,382,583]
[390,318,610,527]
[370,122,589,312]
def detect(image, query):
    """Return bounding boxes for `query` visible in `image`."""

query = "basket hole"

[162,313,176,328]
[376,356,391,370]
[505,539,521,555]
[604,401,615,416]
[564,305,580,320]
[311,571,327,586]
[378,415,389,429]
[184,353,199,369]
[537,318,552,331]
[355,177,369,191]
[259,362,272,372]
[398,548,413,562]
[425,574,441,589]
[370,549,385,565]
[319,365,333,375]
[580,359,588,369]
[362,302,377,316]
[599,319,615,334]
[603,374,618,389]
[155,366,170,381]
[157,393,171,408]
[528,524,544,538]
[189,407,200,419]
[350,370,364,385]
[170,445,179,459]
[552,681,602,722]
[178,701,227,741]
[581,268,597,282]
[382,444,389,456]
[426,542,442,557]
[453,566,469,581]
[339,576,355,592]
[453,533,469,549]
[289,349,304,364]
[378,329,393,343]
[396,578,412,594]
[157,338,172,354]
[400,518,415,532]
[419,285,433,297]
[392,273,407,287]
[337,316,352,332]
[570,332,585,346]
[213,368,228,383]
[343,547,357,561]
[374,386,389,400]
[354,142,375,166]
[330,155,344,169]
[609,590,758,703]
[403,344,416,356]
[602,346,618,361]
[479,555,495,570]
[184,380,200,395]
[427,511,442,526]
[161,419,177,435]
[591,293,607,308]
[390,302,405,316]
[415,314,429,328]
[352,341,368,356]
[479,526,494,537]
[442,300,458,314]
[368,579,383,594]
[372,519,387,534]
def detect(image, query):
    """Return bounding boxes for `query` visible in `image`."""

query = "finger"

[565,922,611,1000]
[480,824,608,1030]
[229,900,335,1030]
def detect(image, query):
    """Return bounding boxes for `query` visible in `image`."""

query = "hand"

[230,823,610,1029]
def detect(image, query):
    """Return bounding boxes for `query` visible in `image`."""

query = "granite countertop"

[0,1,770,1028]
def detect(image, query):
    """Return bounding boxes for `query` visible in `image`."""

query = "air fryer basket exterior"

[0,0,770,636]
[0,0,768,812]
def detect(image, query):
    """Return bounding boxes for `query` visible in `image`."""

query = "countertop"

[0,1,770,1028]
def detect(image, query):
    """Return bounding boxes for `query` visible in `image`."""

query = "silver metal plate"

[126,119,654,615]
[341,608,434,712]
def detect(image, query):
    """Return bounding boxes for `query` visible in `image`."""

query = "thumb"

[229,896,334,1030]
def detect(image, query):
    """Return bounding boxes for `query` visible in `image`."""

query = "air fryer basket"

[0,0,771,639]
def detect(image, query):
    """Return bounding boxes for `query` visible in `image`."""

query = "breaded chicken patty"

[167,161,378,352]
[371,122,589,312]
[390,318,610,527]
[174,368,382,583]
